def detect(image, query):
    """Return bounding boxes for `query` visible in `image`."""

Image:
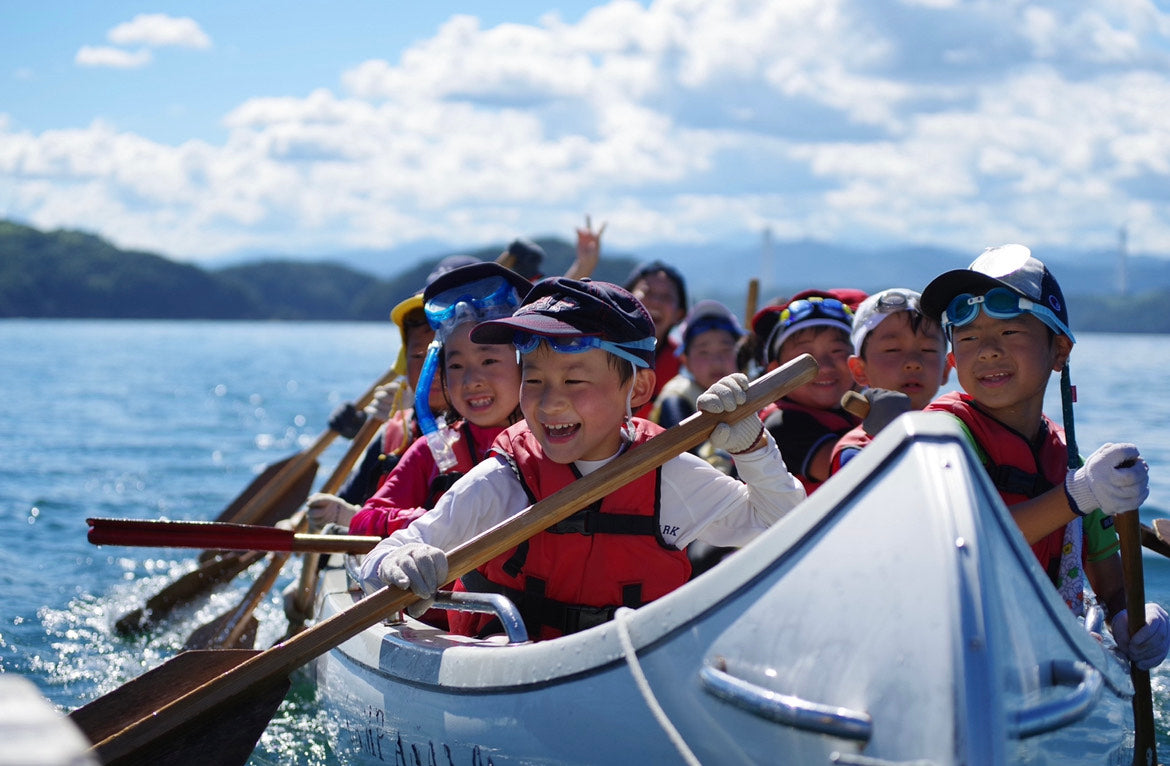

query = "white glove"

[1064,443,1149,516]
[1112,604,1170,670]
[364,382,400,423]
[377,542,448,617]
[698,373,764,454]
[306,492,359,530]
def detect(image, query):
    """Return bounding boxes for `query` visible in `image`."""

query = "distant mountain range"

[2,218,1167,332]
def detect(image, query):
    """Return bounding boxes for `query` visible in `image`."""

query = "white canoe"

[311,412,1135,765]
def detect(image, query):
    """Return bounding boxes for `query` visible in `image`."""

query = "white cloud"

[6,0,1170,260]
[108,14,212,50]
[75,46,153,69]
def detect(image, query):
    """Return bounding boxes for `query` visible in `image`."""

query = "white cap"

[850,288,922,355]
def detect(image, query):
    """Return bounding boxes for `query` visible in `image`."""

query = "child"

[758,291,861,493]
[624,260,688,417]
[308,263,530,535]
[921,244,1168,670]
[651,299,745,430]
[830,288,950,472]
[359,277,805,640]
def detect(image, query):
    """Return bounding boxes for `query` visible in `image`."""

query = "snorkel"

[416,271,525,470]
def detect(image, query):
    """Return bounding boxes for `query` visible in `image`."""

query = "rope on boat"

[613,606,702,766]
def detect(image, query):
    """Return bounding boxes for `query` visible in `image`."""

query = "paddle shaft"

[1116,510,1157,766]
[745,278,759,325]
[89,354,817,764]
[88,518,380,555]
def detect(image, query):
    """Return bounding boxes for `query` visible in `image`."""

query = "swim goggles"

[941,287,1075,343]
[416,274,524,469]
[778,296,853,328]
[512,331,655,369]
[424,275,523,342]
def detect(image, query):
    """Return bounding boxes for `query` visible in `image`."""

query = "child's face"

[683,328,739,390]
[442,323,521,429]
[772,326,854,410]
[947,310,1072,435]
[519,343,655,463]
[405,323,448,412]
[630,271,686,344]
[849,312,949,410]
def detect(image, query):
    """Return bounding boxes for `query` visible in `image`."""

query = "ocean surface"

[3,319,1170,764]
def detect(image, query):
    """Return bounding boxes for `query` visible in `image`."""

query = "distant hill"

[2,218,1169,332]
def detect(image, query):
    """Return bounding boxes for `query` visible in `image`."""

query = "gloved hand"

[377,542,448,617]
[698,374,764,454]
[1064,443,1149,516]
[1112,603,1170,670]
[328,402,367,439]
[860,388,911,437]
[306,492,360,530]
[364,382,400,423]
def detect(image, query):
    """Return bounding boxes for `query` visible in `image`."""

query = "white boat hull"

[312,413,1135,765]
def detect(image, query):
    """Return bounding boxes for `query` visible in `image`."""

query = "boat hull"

[313,413,1134,765]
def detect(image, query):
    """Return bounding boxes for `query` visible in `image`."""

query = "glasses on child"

[942,287,1075,342]
[512,331,655,369]
[424,276,522,340]
[777,296,854,332]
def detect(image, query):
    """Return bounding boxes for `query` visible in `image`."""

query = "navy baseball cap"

[921,244,1072,339]
[471,277,657,368]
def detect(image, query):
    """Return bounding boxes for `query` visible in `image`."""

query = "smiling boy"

[359,277,805,640]
[921,244,1169,670]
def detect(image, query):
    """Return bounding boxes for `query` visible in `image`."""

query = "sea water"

[1,319,1169,764]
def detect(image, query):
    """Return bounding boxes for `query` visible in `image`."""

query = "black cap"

[471,277,656,368]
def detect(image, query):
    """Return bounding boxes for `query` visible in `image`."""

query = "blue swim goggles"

[777,296,853,331]
[512,331,655,369]
[424,275,522,342]
[942,287,1075,343]
[415,275,524,470]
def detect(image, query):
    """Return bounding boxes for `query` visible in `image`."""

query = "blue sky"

[2,1,1169,265]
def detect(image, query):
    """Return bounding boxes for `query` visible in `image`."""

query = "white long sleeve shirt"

[359,429,804,591]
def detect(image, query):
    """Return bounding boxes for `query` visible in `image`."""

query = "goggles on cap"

[424,275,522,341]
[871,290,913,314]
[942,287,1075,343]
[513,331,655,369]
[778,297,853,331]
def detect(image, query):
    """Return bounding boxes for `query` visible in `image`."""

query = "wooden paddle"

[182,406,392,650]
[1116,508,1158,766]
[75,354,817,766]
[745,277,760,326]
[114,367,398,634]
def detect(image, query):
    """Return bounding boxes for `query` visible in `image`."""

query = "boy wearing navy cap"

[360,277,804,640]
[922,244,1168,670]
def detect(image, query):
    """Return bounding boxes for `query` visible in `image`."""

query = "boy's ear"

[1050,334,1074,372]
[630,369,657,409]
[846,355,869,387]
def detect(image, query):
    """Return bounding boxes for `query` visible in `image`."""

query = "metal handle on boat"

[699,664,872,742]
[1008,660,1102,738]
[432,591,530,644]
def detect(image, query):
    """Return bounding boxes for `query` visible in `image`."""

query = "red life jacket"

[450,418,692,640]
[926,391,1070,585]
[760,399,858,494]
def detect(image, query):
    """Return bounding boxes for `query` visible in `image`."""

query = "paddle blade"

[114,551,264,635]
[71,649,289,766]
[200,456,317,561]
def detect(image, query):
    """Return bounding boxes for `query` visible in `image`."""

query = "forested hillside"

[2,219,1169,332]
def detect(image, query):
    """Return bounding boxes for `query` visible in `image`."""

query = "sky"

[2,0,1169,266]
